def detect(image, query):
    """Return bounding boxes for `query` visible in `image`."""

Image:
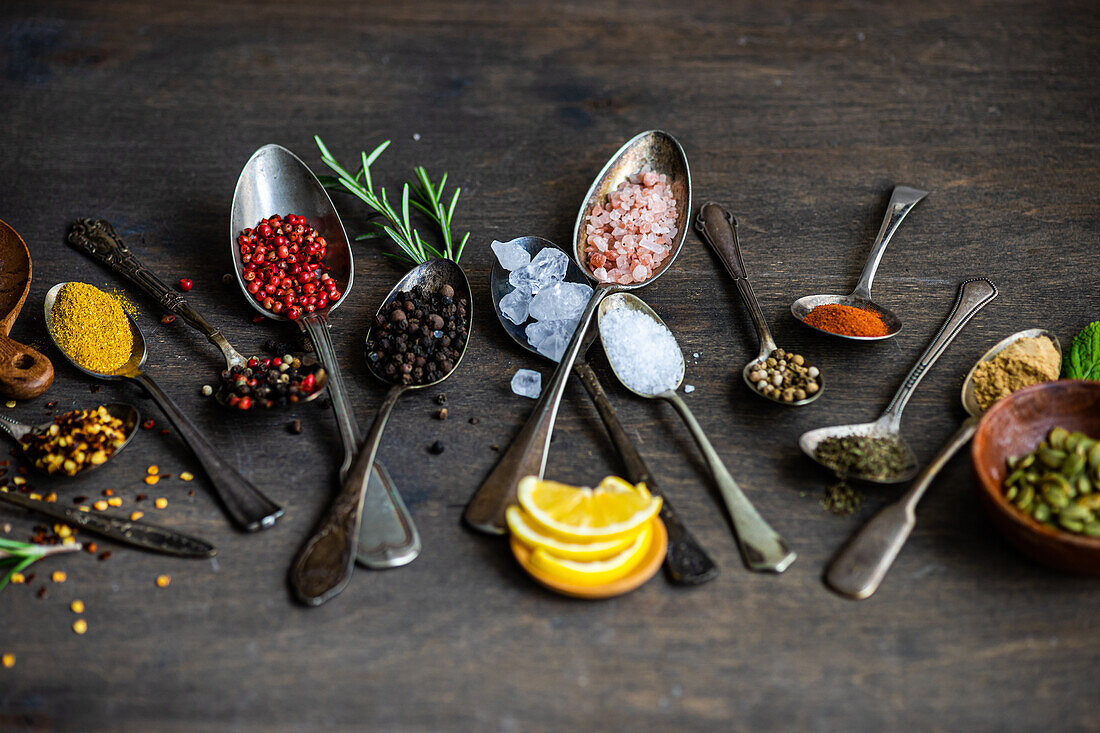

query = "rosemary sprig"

[314,135,468,266]
[0,536,82,593]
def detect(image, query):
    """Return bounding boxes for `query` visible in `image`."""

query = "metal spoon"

[490,236,717,585]
[799,278,998,484]
[66,218,327,408]
[230,144,418,568]
[826,327,1058,599]
[790,186,928,340]
[44,282,283,531]
[694,203,823,407]
[0,403,139,477]
[598,292,796,573]
[464,130,692,534]
[291,258,470,605]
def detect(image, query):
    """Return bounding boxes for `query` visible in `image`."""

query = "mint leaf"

[1062,321,1100,380]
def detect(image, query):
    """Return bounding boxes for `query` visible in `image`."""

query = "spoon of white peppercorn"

[694,203,823,406]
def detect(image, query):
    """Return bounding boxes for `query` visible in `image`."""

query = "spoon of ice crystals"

[491,235,718,585]
[826,327,1056,599]
[597,292,795,573]
[799,278,998,484]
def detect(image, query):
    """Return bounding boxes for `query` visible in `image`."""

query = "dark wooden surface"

[1,1,1098,730]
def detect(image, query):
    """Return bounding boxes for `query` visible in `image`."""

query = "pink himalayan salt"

[583,170,678,285]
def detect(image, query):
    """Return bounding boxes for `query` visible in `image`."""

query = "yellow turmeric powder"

[50,282,133,373]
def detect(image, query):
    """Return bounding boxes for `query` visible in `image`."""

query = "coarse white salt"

[599,307,684,395]
[583,170,678,286]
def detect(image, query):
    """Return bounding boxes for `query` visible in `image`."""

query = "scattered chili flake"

[23,573,34,583]
[147,465,158,475]
[102,489,113,497]
[141,419,155,430]
[144,476,159,485]
[84,542,97,554]
[51,571,66,583]
[70,600,84,614]
[3,401,13,408]
[28,492,40,500]
[155,574,171,588]
[44,492,57,503]
[10,573,24,584]
[436,408,448,420]
[45,401,57,409]
[155,498,167,509]
[135,494,146,502]
[180,472,194,482]
[35,586,47,599]
[187,490,194,497]
[93,500,108,511]
[2,653,14,668]
[12,477,25,486]
[490,444,500,452]
[78,506,90,512]
[160,314,176,325]
[89,384,101,393]
[72,619,87,635]
[98,551,112,561]
[159,429,170,436]
[130,511,144,521]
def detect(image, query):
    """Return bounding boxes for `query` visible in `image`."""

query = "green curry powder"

[50,282,133,373]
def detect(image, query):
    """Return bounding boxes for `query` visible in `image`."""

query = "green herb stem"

[0,538,82,593]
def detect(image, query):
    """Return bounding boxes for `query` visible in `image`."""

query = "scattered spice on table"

[72,619,87,635]
[814,434,910,480]
[821,481,864,515]
[1004,426,1100,535]
[366,284,469,385]
[598,307,683,395]
[746,348,821,402]
[49,282,133,373]
[972,335,1060,410]
[428,441,445,455]
[803,303,890,338]
[2,653,14,668]
[19,406,129,476]
[436,408,448,420]
[288,419,302,434]
[155,574,171,588]
[584,170,678,285]
[238,213,340,320]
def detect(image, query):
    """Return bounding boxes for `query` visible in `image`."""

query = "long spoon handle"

[132,372,283,531]
[880,278,997,430]
[852,186,928,300]
[573,359,718,585]
[300,314,420,569]
[67,219,246,367]
[663,391,796,573]
[826,416,979,599]
[694,203,776,356]
[464,286,613,534]
[291,384,405,605]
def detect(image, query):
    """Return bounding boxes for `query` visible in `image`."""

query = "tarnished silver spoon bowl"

[44,282,283,531]
[0,403,139,478]
[291,258,469,605]
[791,185,928,341]
[799,278,998,485]
[465,130,692,534]
[826,327,1059,599]
[489,235,717,585]
[230,143,418,569]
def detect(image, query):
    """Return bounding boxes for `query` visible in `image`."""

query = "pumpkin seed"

[1032,503,1051,523]
[1048,427,1069,450]
[1059,517,1085,533]
[1039,447,1067,468]
[1088,443,1100,469]
[1084,522,1100,537]
[1002,426,1100,537]
[1062,452,1086,477]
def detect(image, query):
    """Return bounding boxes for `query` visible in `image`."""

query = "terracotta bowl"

[972,380,1100,575]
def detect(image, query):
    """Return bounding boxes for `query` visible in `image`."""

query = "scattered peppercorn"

[366,285,469,386]
[178,278,193,292]
[428,441,445,455]
[435,394,447,405]
[288,419,303,435]
[469,417,479,425]
[215,356,323,410]
[746,348,821,402]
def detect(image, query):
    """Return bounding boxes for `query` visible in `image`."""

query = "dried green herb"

[821,481,864,516]
[815,434,909,480]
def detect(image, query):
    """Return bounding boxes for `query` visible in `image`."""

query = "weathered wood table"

[1,1,1097,730]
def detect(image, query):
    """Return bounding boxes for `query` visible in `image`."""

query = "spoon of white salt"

[596,292,796,573]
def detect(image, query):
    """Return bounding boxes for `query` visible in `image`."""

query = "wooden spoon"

[0,220,53,399]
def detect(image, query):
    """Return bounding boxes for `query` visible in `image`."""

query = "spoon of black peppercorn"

[290,258,471,605]
[490,235,717,585]
[694,203,823,407]
[231,143,419,570]
[66,218,328,409]
[44,283,283,531]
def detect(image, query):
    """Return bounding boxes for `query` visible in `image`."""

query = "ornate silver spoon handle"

[851,186,928,300]
[879,278,997,430]
[826,416,979,599]
[67,218,245,367]
[572,360,718,585]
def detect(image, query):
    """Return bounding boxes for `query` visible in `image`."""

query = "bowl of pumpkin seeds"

[972,379,1100,575]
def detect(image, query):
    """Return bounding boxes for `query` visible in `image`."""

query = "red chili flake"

[178,278,193,292]
[251,315,266,323]
[23,573,35,583]
[142,419,155,430]
[84,543,97,554]
[160,314,177,325]
[135,493,146,502]
[45,401,57,409]
[36,586,48,599]
[16,466,28,475]
[98,551,112,561]
[102,489,113,497]
[159,429,170,436]
[90,384,101,393]
[0,460,8,467]
[187,490,194,497]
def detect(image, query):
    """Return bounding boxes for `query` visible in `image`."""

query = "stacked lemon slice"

[507,476,663,588]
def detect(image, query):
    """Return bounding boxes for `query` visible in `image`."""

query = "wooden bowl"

[972,380,1100,575]
[510,519,667,599]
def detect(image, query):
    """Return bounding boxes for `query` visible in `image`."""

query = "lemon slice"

[506,506,638,561]
[529,521,654,586]
[517,475,661,542]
